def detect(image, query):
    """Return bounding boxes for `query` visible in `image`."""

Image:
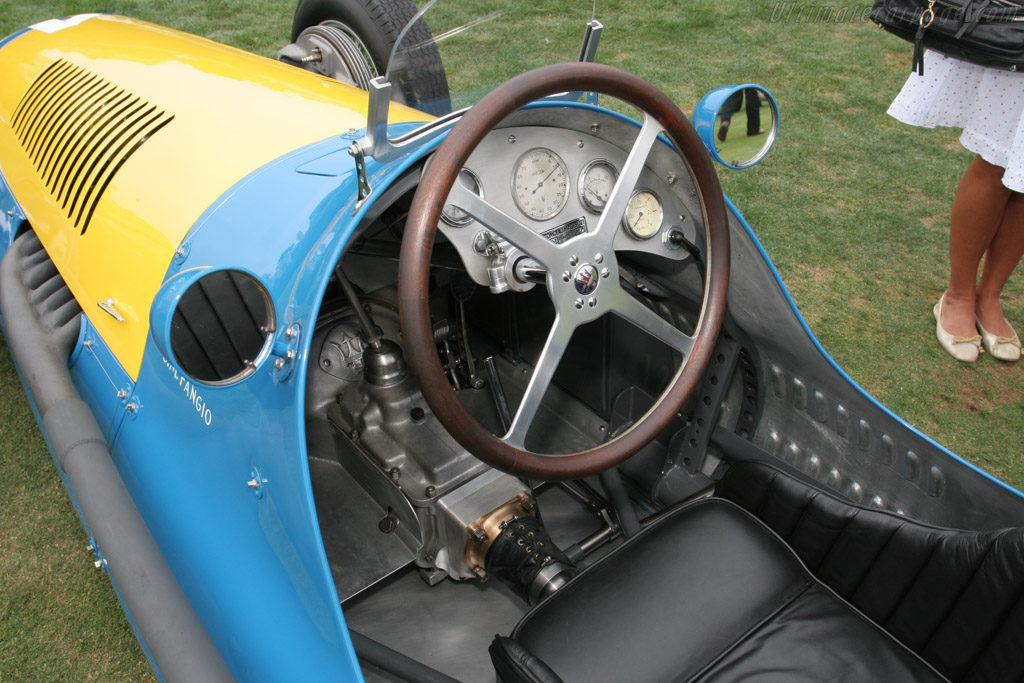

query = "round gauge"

[578,159,618,214]
[441,169,483,227]
[622,189,663,239]
[511,148,569,221]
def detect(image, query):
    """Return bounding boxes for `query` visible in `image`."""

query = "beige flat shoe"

[976,317,1022,362]
[933,296,981,362]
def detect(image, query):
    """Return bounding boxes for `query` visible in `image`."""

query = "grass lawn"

[0,0,1021,679]
[714,89,774,167]
[716,108,772,167]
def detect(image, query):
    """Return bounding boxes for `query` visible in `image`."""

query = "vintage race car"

[1,2,1022,681]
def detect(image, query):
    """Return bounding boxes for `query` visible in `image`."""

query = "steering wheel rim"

[399,62,729,480]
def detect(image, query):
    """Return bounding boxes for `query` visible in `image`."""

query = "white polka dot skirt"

[889,50,1024,192]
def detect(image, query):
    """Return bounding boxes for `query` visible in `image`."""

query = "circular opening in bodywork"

[169,269,275,385]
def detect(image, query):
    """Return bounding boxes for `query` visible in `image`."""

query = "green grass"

[0,0,1021,679]
[714,95,773,167]
[0,334,155,681]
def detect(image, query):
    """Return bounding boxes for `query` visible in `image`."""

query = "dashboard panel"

[433,107,704,291]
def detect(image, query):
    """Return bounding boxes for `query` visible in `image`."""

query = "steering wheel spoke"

[592,115,666,241]
[501,315,575,449]
[606,284,696,358]
[449,181,563,270]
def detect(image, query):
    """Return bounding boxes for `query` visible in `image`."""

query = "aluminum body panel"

[0,15,428,378]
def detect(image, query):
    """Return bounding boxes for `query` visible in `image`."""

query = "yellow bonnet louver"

[0,15,427,379]
[12,58,175,236]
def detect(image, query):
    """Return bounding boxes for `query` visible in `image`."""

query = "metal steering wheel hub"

[399,62,730,480]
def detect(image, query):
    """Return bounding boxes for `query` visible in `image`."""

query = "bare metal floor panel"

[341,485,602,682]
[309,454,417,602]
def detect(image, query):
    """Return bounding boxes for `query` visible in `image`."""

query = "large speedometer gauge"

[623,189,663,239]
[512,148,569,220]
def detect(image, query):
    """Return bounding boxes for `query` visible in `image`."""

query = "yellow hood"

[0,14,425,378]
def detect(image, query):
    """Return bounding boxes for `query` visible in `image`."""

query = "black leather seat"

[716,462,1024,682]
[491,463,1024,682]
[492,496,944,682]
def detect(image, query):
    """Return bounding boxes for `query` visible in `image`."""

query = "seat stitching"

[772,476,806,538]
[881,537,944,639]
[764,472,819,547]
[925,532,1019,679]
[960,572,1024,681]
[683,581,815,683]
[752,469,778,519]
[918,534,997,656]
[813,500,858,578]
[790,491,815,544]
[848,521,907,603]
[872,522,932,626]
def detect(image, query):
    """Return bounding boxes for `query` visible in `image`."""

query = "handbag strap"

[914,0,939,75]
[957,0,995,38]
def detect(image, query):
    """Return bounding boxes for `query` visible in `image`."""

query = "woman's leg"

[941,155,1013,338]
[976,191,1024,337]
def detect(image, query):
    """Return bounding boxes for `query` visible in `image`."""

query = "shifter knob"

[363,338,407,387]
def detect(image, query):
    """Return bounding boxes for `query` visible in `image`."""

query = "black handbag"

[870,0,1024,75]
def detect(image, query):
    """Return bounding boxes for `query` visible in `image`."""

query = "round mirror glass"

[169,269,275,385]
[693,84,779,170]
[712,87,777,168]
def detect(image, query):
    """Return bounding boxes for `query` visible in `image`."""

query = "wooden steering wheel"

[399,62,730,480]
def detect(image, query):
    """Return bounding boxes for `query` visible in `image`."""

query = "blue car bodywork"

[1,6,1022,683]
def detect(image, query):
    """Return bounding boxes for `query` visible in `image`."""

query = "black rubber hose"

[350,630,461,683]
[0,233,233,682]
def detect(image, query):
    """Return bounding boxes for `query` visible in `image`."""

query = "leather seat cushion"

[715,461,1024,682]
[508,498,944,682]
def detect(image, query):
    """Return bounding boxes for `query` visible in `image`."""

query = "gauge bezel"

[622,188,663,240]
[511,147,570,221]
[441,168,484,227]
[577,158,619,214]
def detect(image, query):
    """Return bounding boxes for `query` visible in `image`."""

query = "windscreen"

[384,0,600,126]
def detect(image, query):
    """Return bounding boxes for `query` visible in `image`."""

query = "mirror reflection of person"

[718,87,766,141]
[889,50,1024,363]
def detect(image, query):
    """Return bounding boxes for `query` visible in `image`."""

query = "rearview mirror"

[692,85,779,170]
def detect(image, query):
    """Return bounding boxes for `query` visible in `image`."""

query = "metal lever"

[484,356,513,433]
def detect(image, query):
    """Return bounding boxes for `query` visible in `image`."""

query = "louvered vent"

[10,59,174,235]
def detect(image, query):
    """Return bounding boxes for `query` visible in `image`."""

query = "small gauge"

[578,159,618,214]
[441,169,483,227]
[512,148,569,220]
[622,189,663,239]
